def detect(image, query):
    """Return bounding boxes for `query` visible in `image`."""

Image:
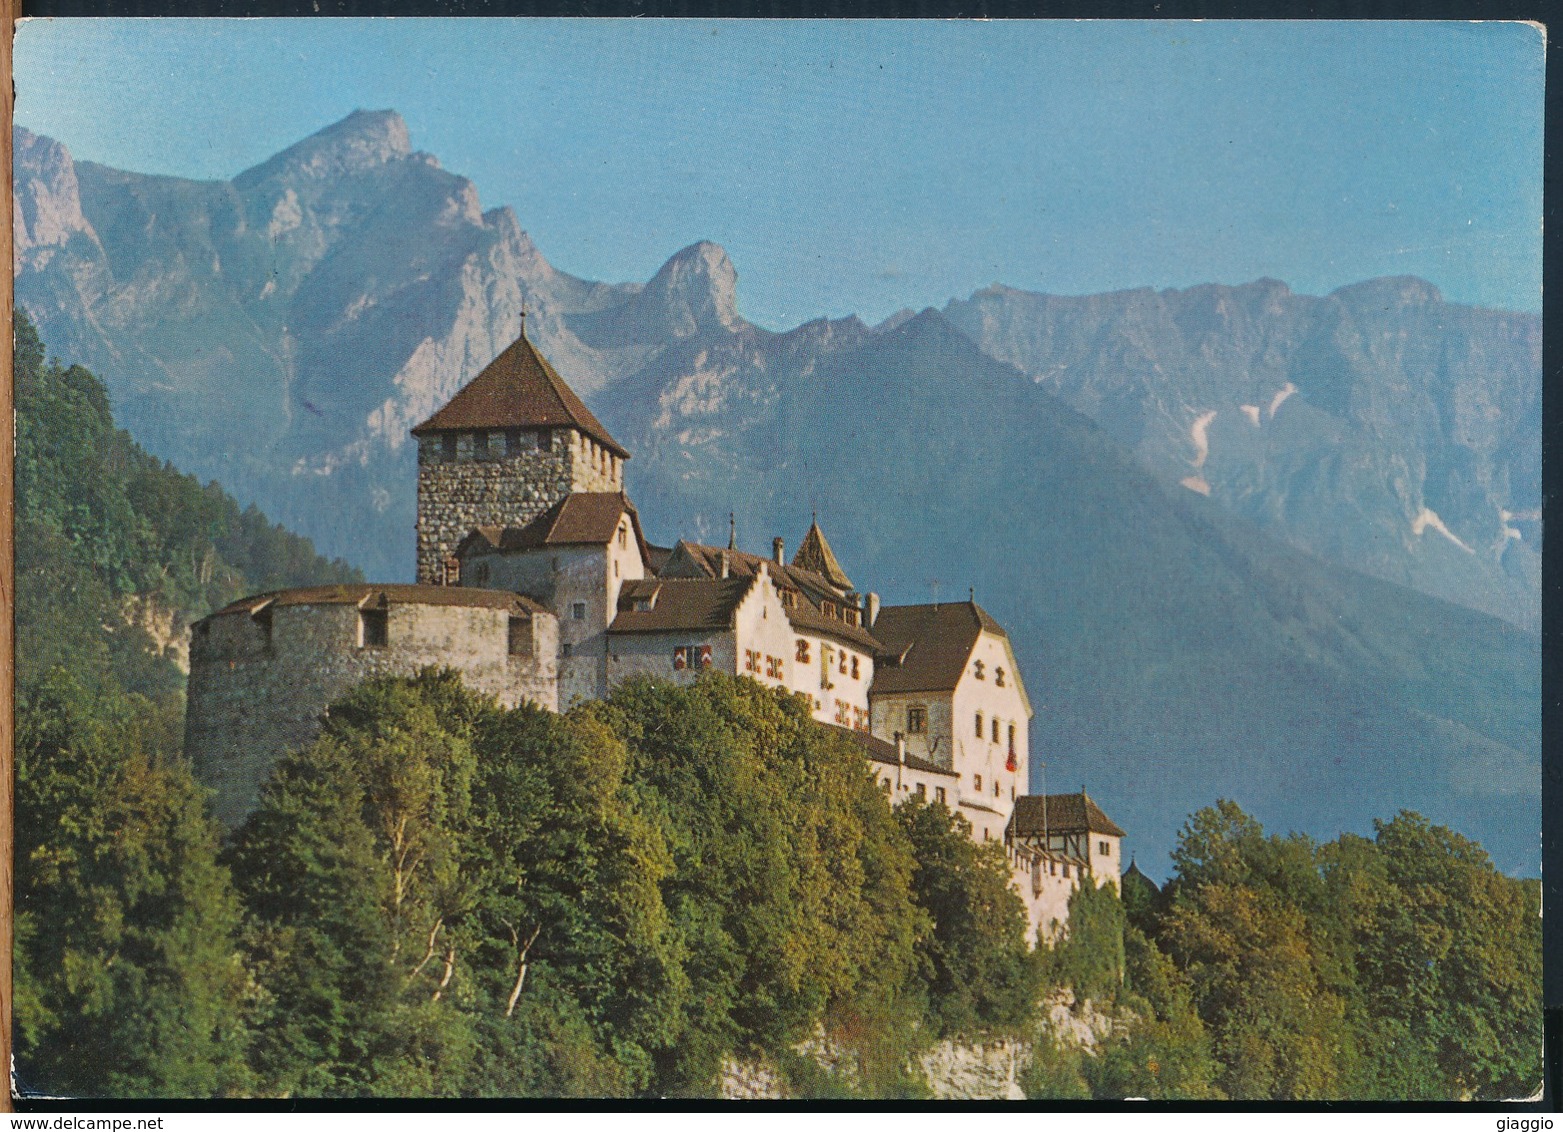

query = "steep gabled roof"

[791,520,854,592]
[411,330,629,458]
[868,601,1006,695]
[1008,792,1126,839]
[607,576,754,634]
[655,540,883,652]
[455,493,648,562]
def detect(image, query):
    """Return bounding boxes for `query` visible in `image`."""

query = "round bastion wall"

[185,589,558,826]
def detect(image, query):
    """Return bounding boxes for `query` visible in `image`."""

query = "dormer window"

[822,601,837,619]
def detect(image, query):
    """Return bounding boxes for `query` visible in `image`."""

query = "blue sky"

[14,18,1544,328]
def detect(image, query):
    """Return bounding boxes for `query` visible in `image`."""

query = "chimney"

[772,537,785,564]
[720,550,731,579]
[865,592,880,628]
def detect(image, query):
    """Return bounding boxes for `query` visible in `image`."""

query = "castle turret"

[411,323,629,583]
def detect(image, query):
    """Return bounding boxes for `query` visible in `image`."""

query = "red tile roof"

[410,331,628,458]
[792,520,854,592]
[205,584,550,620]
[456,493,648,560]
[1008,792,1126,839]
[607,576,754,634]
[869,601,1006,694]
[656,541,882,652]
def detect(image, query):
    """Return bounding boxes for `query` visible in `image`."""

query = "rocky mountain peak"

[638,240,743,337]
[1329,275,1444,312]
[12,125,100,272]
[234,109,413,189]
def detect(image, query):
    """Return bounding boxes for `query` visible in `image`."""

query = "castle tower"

[411,324,630,583]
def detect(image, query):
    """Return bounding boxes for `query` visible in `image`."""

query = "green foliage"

[13,307,360,703]
[895,798,1038,1038]
[1087,925,1222,1099]
[13,673,252,1098]
[1141,800,1541,1101]
[12,312,367,1098]
[1020,1032,1093,1099]
[1322,814,1543,1099]
[595,674,927,1091]
[1040,878,1126,1005]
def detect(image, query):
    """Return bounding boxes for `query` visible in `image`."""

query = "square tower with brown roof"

[410,322,631,583]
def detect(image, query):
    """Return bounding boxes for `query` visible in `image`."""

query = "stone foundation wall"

[186,598,557,825]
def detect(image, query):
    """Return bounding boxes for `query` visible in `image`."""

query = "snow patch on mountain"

[1188,410,1217,468]
[1267,382,1297,419]
[1412,507,1474,553]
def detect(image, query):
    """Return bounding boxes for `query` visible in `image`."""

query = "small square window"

[975,712,984,738]
[974,774,983,793]
[935,786,947,804]
[907,706,927,734]
[572,601,587,620]
[915,782,926,799]
[561,643,573,658]
[882,779,892,795]
[996,666,1006,687]
[1099,840,1110,856]
[508,616,529,656]
[441,434,458,462]
[992,718,1000,743]
[974,660,985,680]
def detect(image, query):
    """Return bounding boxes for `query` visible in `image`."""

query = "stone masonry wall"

[186,599,557,825]
[416,430,572,583]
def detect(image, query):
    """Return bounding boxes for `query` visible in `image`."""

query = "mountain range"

[13,109,1540,874]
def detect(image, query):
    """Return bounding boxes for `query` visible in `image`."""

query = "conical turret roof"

[791,519,854,592]
[411,328,628,458]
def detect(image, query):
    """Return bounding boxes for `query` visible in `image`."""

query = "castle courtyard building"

[184,325,1125,944]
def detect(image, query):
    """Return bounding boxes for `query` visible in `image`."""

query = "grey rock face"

[942,278,1541,632]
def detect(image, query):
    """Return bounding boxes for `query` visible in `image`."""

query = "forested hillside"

[13,310,361,1094]
[15,308,361,708]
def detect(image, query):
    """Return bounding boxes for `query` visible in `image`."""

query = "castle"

[184,322,1125,941]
